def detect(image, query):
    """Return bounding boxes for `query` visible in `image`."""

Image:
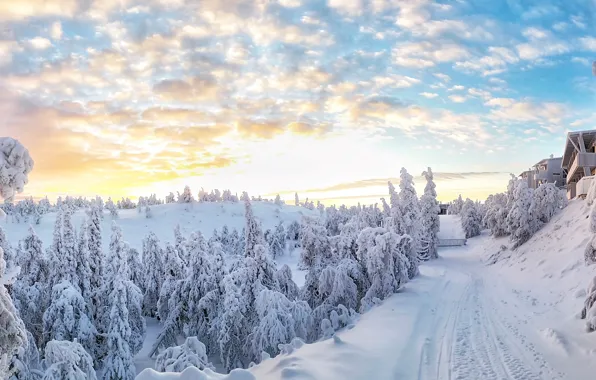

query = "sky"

[1,0,595,205]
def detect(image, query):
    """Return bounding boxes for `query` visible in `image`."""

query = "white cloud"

[420,92,438,98]
[50,21,63,40]
[521,27,550,40]
[433,73,451,82]
[580,37,596,51]
[571,56,590,65]
[468,88,492,100]
[485,98,515,107]
[515,42,570,60]
[571,15,586,29]
[521,5,560,20]
[448,95,467,103]
[448,85,465,91]
[278,0,302,7]
[328,0,363,16]
[553,22,568,32]
[372,75,420,88]
[27,37,52,50]
[392,41,469,68]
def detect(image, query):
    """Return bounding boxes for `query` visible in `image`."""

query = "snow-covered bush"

[461,199,482,239]
[0,137,34,201]
[42,340,97,380]
[155,337,214,373]
[275,265,299,301]
[300,217,331,269]
[8,331,41,380]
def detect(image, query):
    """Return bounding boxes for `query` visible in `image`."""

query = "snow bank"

[136,367,254,380]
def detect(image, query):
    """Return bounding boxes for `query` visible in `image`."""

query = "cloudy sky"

[1,0,595,204]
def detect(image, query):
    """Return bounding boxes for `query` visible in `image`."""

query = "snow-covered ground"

[6,200,596,379]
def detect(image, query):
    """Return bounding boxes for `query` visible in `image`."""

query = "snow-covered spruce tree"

[60,207,79,287]
[294,192,299,206]
[165,192,176,204]
[483,193,509,237]
[42,281,96,355]
[8,331,41,380]
[142,232,163,317]
[150,232,215,356]
[244,194,266,258]
[127,246,144,291]
[0,226,14,268]
[87,203,103,321]
[506,180,535,249]
[103,280,136,380]
[0,137,34,202]
[356,227,409,311]
[173,224,187,265]
[529,182,564,230]
[157,242,184,321]
[461,199,482,239]
[42,340,97,380]
[447,195,464,215]
[0,249,27,376]
[580,276,596,331]
[300,216,332,269]
[276,264,299,301]
[269,222,286,258]
[178,185,194,203]
[274,194,283,207]
[145,205,152,219]
[419,167,440,261]
[155,337,214,373]
[584,203,596,265]
[105,197,118,219]
[249,289,312,361]
[75,220,92,304]
[12,227,49,347]
[100,223,146,358]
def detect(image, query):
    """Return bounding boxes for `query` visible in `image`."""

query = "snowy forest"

[1,136,446,379]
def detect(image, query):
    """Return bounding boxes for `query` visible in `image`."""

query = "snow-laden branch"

[0,137,34,201]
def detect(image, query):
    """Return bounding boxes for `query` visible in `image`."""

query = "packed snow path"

[412,251,564,380]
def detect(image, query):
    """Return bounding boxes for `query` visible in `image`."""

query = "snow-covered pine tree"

[42,281,96,356]
[165,192,176,204]
[87,203,103,321]
[393,168,421,279]
[295,192,299,206]
[145,205,152,219]
[419,167,440,261]
[157,242,184,321]
[75,220,92,306]
[529,183,563,230]
[506,180,535,248]
[461,199,482,239]
[60,207,79,287]
[105,197,118,219]
[0,248,27,376]
[142,232,163,317]
[42,340,97,380]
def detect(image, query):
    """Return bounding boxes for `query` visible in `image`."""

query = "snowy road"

[412,250,564,380]
[252,239,584,380]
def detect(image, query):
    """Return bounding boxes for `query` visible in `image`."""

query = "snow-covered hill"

[3,201,318,254]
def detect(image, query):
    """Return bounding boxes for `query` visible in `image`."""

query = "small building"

[518,156,564,189]
[438,204,449,215]
[562,130,596,199]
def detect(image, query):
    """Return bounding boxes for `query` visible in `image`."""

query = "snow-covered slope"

[2,201,318,254]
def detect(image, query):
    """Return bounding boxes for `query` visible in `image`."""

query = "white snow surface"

[5,201,596,379]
